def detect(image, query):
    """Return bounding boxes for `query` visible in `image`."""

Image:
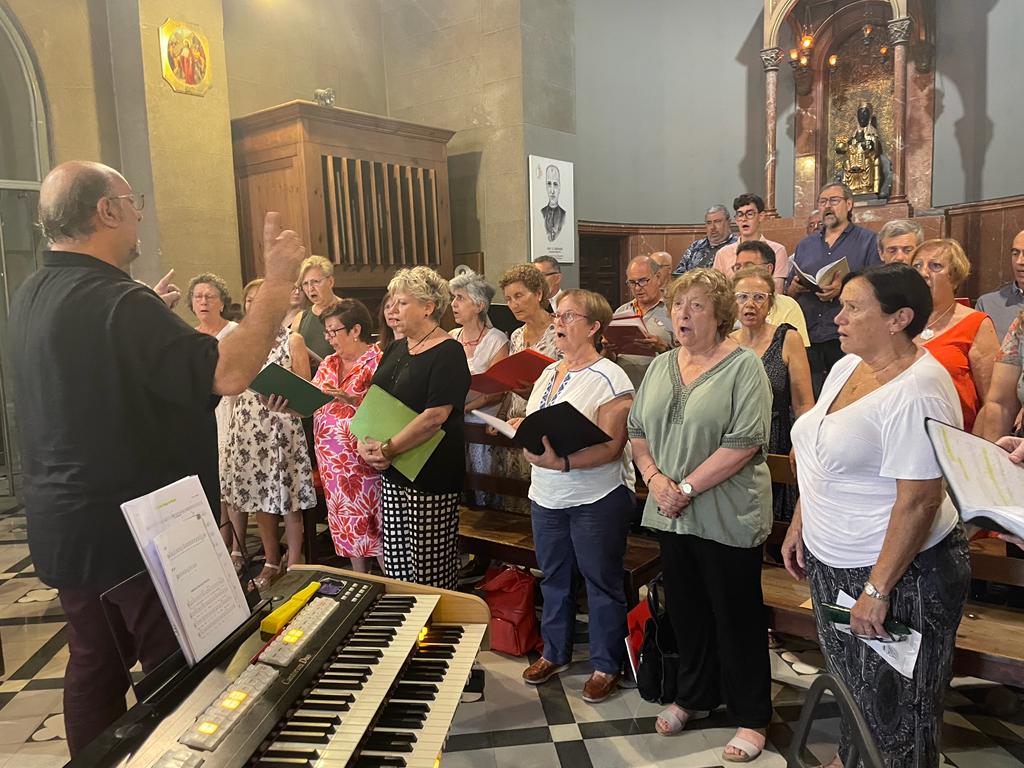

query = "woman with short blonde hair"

[357,266,471,589]
[911,238,998,433]
[293,254,340,367]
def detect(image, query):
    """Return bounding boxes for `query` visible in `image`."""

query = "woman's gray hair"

[388,266,452,322]
[186,272,232,316]
[449,271,496,317]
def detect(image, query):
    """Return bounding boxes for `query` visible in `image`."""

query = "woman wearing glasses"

[517,290,635,706]
[729,266,814,522]
[782,264,970,768]
[292,255,341,368]
[628,269,772,762]
[311,299,384,574]
[906,239,997,434]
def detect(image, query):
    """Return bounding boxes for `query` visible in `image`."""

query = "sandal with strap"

[230,551,245,575]
[253,563,283,592]
[655,706,709,736]
[723,730,766,763]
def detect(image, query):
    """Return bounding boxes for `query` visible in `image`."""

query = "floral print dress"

[220,327,316,515]
[312,346,384,557]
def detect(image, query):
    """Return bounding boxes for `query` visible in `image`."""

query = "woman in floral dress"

[312,299,384,573]
[221,279,317,590]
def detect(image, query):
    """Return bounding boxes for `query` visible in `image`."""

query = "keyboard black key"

[275,729,329,744]
[363,732,417,752]
[262,746,320,760]
[352,756,407,768]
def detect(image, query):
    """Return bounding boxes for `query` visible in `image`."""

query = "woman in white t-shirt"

[782,263,970,768]
[449,272,509,506]
[515,290,635,707]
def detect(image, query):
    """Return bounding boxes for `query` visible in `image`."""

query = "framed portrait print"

[528,155,575,264]
[159,18,212,96]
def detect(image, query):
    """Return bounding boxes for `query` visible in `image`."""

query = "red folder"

[470,349,555,394]
[604,314,653,356]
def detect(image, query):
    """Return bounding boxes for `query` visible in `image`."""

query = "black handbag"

[636,575,679,704]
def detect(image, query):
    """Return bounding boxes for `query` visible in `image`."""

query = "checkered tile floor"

[0,501,1023,767]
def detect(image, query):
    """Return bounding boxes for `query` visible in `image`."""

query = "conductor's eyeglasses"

[107,193,145,211]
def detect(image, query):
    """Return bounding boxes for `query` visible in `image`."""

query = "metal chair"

[786,672,884,768]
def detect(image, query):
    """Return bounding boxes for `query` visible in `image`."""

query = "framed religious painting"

[159,18,212,96]
[528,155,575,264]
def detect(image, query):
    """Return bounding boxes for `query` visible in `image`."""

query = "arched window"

[0,8,48,182]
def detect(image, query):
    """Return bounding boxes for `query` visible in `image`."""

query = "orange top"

[923,310,990,432]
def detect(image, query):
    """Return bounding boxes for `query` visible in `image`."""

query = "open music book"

[605,314,654,356]
[248,362,332,418]
[925,418,1024,539]
[121,476,251,666]
[470,349,554,394]
[471,401,612,457]
[792,255,849,290]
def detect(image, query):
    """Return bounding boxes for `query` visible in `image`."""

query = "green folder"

[349,385,445,482]
[248,362,332,418]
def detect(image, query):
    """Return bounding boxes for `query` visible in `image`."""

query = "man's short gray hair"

[705,204,730,220]
[877,218,924,247]
[449,271,496,316]
[533,255,561,273]
[628,254,660,276]
[38,163,114,243]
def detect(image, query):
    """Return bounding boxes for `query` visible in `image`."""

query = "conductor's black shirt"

[8,251,221,589]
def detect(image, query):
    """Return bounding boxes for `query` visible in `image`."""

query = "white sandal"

[655,706,709,736]
[253,562,283,591]
[723,732,765,762]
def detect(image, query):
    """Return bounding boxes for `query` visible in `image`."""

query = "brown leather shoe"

[582,671,621,703]
[522,658,569,685]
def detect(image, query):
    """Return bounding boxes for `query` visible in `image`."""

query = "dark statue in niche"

[835,101,889,198]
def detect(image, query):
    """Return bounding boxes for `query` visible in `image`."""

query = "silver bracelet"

[863,581,890,602]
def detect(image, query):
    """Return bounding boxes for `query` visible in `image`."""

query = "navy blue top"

[790,224,880,343]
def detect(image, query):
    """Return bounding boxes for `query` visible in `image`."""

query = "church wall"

[222,0,387,120]
[573,0,790,225]
[933,0,1024,207]
[380,0,530,283]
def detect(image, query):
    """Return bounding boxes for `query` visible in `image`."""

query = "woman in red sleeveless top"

[912,239,1000,431]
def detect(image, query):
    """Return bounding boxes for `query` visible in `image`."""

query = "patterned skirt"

[380,477,460,591]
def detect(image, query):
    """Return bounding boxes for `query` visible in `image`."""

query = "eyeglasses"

[626,277,652,288]
[302,277,327,289]
[552,310,590,325]
[192,292,221,302]
[883,245,916,256]
[735,292,770,305]
[734,210,759,220]
[817,195,845,207]
[539,271,559,278]
[324,326,347,338]
[107,193,145,211]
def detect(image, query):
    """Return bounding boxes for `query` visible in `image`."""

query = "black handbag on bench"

[636,575,679,704]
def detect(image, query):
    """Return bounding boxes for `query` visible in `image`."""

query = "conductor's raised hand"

[153,268,181,309]
[262,211,306,284]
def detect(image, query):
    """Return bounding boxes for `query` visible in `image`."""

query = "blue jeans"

[531,485,632,673]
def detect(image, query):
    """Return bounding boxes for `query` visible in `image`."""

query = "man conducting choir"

[7,160,306,756]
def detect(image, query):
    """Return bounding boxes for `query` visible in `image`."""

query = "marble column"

[888,18,913,204]
[761,47,784,217]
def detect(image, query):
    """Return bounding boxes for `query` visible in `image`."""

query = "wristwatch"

[863,581,890,602]
[679,478,696,497]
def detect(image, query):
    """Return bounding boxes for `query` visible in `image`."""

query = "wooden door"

[579,235,628,307]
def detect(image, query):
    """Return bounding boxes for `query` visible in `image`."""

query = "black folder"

[488,303,524,335]
[514,402,612,457]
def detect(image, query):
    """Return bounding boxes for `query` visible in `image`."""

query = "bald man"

[8,161,306,755]
[541,165,566,241]
[976,230,1024,339]
[649,251,673,289]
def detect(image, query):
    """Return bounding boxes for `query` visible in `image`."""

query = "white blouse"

[451,325,508,421]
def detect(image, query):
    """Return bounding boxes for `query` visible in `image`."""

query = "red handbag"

[476,565,543,657]
[626,593,652,671]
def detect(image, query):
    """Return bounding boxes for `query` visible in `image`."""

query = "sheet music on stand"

[121,476,251,666]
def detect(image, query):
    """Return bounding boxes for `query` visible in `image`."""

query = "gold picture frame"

[159,18,211,96]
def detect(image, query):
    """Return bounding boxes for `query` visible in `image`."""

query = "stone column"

[760,47,784,217]
[888,18,913,204]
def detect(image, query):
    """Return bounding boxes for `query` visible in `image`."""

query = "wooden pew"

[761,454,1024,687]
[458,423,661,606]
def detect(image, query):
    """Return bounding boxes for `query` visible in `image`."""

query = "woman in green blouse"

[628,268,772,763]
